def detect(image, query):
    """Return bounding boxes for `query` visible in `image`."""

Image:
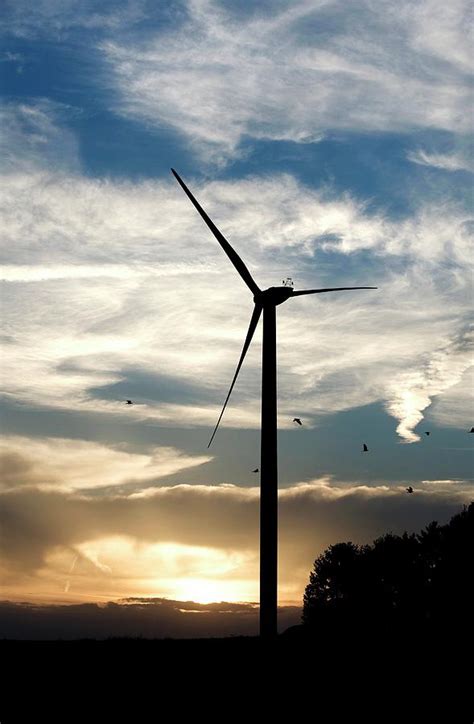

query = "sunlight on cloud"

[2,0,472,623]
[1,263,216,282]
[6,535,258,604]
[1,264,136,282]
[0,436,212,491]
[172,578,256,604]
[1,474,471,605]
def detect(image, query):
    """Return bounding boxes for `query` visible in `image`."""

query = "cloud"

[407,149,474,173]
[1,102,472,439]
[385,327,474,442]
[1,442,471,604]
[101,0,473,162]
[428,366,474,430]
[2,168,472,436]
[0,265,137,282]
[1,0,148,38]
[0,101,81,173]
[0,436,212,491]
[0,598,301,639]
[0,52,24,62]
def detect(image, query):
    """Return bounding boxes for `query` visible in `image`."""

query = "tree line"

[303,502,473,631]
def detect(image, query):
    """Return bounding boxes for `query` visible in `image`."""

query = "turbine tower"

[171,169,377,639]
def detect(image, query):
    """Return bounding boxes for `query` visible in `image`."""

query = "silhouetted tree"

[303,503,473,631]
[303,542,365,625]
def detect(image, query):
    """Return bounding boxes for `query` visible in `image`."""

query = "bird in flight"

[469,427,474,433]
[252,468,259,473]
[125,400,133,405]
[425,431,430,436]
[406,486,414,494]
[363,443,368,452]
[293,418,303,426]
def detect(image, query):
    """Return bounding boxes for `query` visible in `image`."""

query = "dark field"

[2,625,471,722]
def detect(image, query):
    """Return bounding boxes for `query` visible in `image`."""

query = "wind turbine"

[171,168,377,638]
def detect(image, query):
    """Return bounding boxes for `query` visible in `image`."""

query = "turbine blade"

[171,169,260,295]
[292,286,377,296]
[208,304,262,448]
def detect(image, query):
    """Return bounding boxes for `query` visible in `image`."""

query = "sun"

[172,578,255,604]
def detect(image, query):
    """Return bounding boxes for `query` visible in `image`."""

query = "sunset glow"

[1,0,472,640]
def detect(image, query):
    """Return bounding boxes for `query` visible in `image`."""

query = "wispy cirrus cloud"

[407,149,474,173]
[1,103,472,440]
[429,367,474,430]
[101,0,473,162]
[0,101,81,172]
[2,170,472,436]
[1,0,148,38]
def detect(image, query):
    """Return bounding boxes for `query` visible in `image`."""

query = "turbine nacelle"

[254,286,294,306]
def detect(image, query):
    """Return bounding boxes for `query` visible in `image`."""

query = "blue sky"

[0,0,473,611]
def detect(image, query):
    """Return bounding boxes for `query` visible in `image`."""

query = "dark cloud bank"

[0,598,301,639]
[1,479,470,576]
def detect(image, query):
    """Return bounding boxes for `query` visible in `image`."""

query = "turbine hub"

[254,286,294,306]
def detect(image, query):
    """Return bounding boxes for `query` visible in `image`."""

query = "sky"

[0,0,473,636]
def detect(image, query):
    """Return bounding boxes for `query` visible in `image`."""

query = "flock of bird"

[123,400,473,495]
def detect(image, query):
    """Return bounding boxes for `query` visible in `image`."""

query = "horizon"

[1,499,471,640]
[1,0,473,637]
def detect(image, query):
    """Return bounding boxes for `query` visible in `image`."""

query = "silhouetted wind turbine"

[171,168,377,639]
